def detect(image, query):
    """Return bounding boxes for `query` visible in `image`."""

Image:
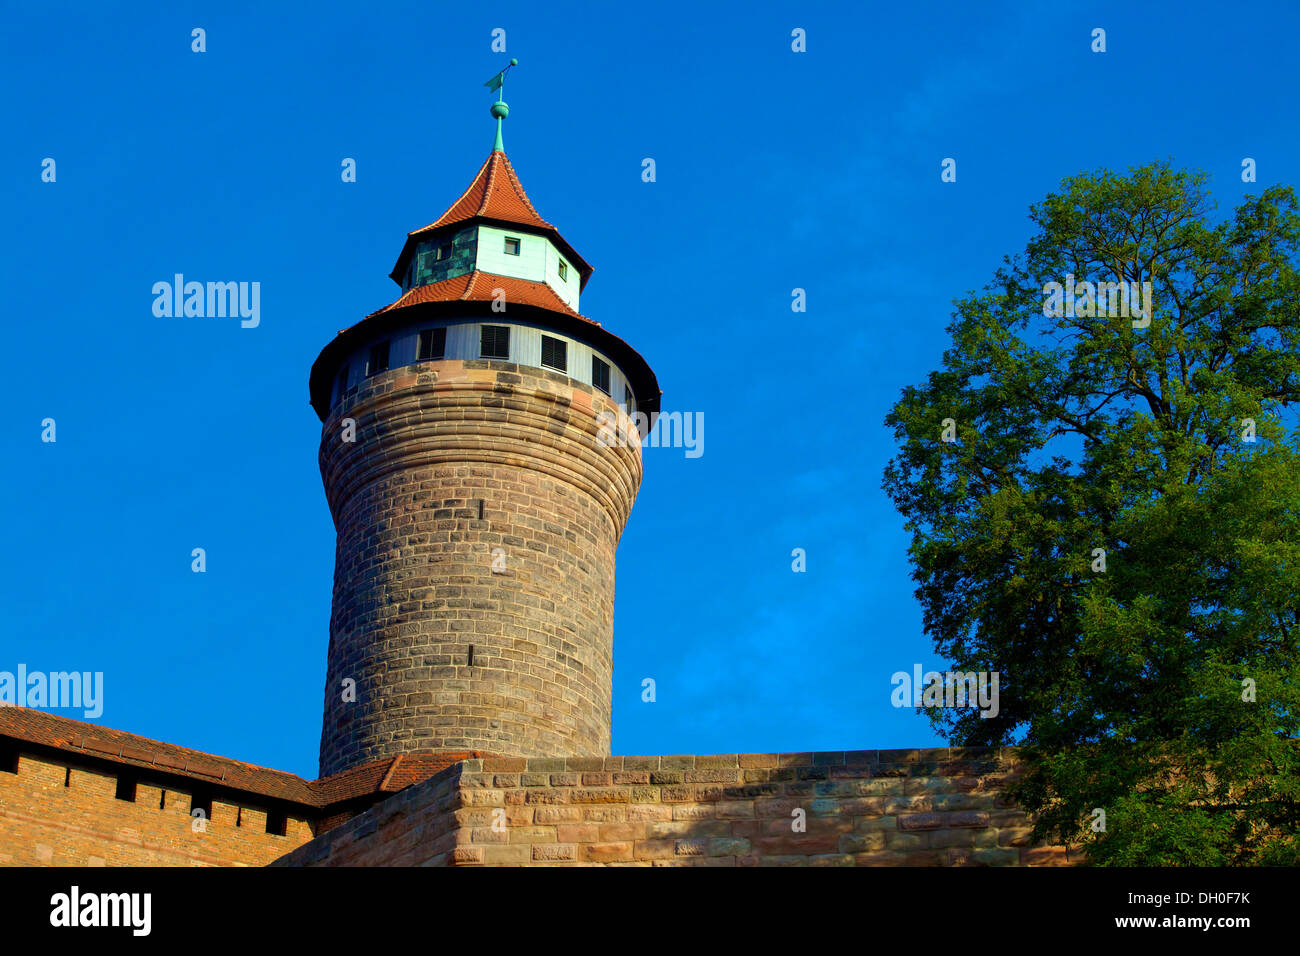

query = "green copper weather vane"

[484,58,518,152]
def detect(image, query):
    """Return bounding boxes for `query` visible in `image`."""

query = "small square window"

[541,335,567,372]
[592,356,611,395]
[481,325,510,359]
[368,341,389,376]
[436,243,452,261]
[115,773,137,802]
[266,810,288,836]
[191,792,212,821]
[557,259,568,281]
[418,328,447,360]
[504,236,521,256]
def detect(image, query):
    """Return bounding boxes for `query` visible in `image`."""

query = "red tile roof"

[0,706,317,802]
[309,752,484,805]
[391,150,593,291]
[309,266,663,421]
[364,270,593,323]
[0,707,488,810]
[310,151,662,422]
[413,150,554,235]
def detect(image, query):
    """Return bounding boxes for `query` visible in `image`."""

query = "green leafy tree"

[882,161,1300,865]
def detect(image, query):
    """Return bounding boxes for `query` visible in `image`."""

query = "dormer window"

[504,236,521,256]
[557,259,568,281]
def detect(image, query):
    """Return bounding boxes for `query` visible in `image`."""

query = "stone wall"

[0,751,314,867]
[272,763,465,867]
[317,360,643,775]
[274,748,1076,867]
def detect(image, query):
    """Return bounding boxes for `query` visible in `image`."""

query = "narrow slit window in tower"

[557,259,568,281]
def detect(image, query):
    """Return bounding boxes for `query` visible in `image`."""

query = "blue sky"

[3,0,1298,779]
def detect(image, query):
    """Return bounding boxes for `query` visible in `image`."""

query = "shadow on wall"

[271,749,1077,867]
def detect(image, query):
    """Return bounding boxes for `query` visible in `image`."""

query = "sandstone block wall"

[273,763,464,867]
[274,748,1076,867]
[317,360,644,775]
[0,752,313,867]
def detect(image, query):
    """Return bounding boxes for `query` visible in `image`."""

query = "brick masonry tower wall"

[318,359,643,777]
[273,748,1077,867]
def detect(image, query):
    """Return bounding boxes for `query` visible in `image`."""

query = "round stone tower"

[308,80,659,777]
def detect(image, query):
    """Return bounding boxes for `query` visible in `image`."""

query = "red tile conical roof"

[412,150,554,235]
[389,150,593,290]
[364,271,593,323]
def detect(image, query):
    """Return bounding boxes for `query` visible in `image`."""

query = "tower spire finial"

[484,58,519,153]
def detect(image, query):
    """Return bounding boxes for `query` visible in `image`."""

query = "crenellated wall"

[0,752,314,867]
[273,748,1077,867]
[1,740,1078,867]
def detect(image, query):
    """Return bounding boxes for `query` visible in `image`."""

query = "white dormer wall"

[474,225,581,312]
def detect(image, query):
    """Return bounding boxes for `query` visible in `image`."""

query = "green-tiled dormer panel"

[405,226,478,291]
